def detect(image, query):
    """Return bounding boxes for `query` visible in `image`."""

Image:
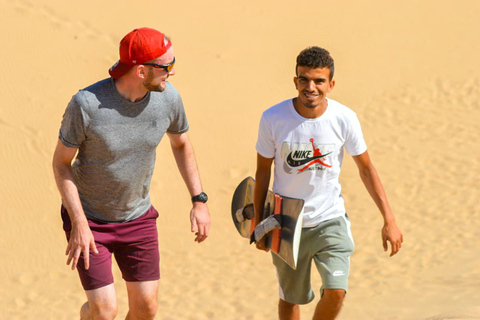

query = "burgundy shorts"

[61,206,160,291]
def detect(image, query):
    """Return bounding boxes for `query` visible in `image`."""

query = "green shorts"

[272,214,354,305]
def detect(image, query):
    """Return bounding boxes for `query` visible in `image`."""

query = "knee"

[94,309,118,320]
[84,300,118,320]
[130,299,158,319]
[279,298,299,312]
[322,289,345,307]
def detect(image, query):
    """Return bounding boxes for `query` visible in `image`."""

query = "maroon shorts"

[61,206,160,291]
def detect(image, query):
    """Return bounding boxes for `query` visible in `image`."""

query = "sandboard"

[231,176,304,269]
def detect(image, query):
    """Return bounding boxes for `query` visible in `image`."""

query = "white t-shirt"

[256,98,367,227]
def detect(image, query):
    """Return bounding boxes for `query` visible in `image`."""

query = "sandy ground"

[1,0,479,319]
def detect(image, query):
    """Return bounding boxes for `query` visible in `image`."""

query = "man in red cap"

[53,27,210,320]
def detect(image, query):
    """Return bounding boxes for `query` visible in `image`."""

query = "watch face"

[193,192,208,203]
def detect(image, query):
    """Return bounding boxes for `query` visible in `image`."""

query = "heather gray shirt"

[59,78,189,222]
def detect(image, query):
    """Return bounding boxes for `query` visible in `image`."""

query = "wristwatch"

[191,192,208,203]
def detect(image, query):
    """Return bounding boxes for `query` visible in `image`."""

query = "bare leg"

[125,280,159,320]
[279,299,300,320]
[80,284,117,320]
[312,289,345,320]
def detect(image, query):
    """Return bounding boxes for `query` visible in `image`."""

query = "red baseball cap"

[109,27,172,79]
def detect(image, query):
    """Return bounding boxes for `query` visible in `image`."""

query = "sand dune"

[425,307,480,320]
[1,0,479,319]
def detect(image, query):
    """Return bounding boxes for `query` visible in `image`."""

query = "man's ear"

[293,76,299,90]
[328,79,335,93]
[136,65,147,79]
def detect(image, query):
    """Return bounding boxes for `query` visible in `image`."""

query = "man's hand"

[382,221,403,257]
[190,203,210,243]
[66,221,98,270]
[255,236,270,252]
[254,153,274,253]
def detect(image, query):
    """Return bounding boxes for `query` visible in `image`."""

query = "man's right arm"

[52,139,98,270]
[253,153,274,252]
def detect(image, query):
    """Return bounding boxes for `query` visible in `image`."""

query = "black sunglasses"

[142,57,175,72]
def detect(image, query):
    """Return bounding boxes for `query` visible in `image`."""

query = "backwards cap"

[109,27,172,79]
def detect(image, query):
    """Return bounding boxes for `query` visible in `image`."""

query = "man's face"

[143,46,176,92]
[294,66,335,109]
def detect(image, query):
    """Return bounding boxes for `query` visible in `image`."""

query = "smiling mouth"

[304,93,319,99]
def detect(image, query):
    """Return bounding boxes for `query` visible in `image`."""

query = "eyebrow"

[297,76,326,81]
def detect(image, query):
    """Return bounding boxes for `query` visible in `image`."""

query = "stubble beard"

[304,101,319,109]
[143,70,166,92]
[302,98,321,109]
[302,93,324,109]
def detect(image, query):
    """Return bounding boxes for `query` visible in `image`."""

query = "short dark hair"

[296,47,334,81]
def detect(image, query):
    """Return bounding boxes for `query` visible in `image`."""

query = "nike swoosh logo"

[286,152,332,167]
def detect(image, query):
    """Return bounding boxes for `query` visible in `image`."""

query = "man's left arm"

[167,132,210,243]
[352,151,403,256]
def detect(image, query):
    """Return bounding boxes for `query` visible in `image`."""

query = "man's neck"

[113,78,148,103]
[293,98,328,119]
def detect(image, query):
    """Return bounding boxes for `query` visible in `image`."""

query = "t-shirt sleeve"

[167,87,189,134]
[255,113,275,158]
[59,94,88,148]
[344,113,367,156]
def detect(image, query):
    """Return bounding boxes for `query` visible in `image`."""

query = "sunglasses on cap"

[142,57,176,72]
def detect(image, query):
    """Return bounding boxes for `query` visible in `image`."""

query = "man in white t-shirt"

[254,46,403,320]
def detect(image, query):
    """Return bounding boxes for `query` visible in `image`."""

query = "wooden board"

[231,177,304,269]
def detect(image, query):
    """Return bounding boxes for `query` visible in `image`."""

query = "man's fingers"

[71,249,81,270]
[191,217,198,233]
[201,223,210,240]
[195,233,206,243]
[83,248,90,270]
[204,223,210,238]
[382,236,388,251]
[256,242,269,252]
[65,242,71,256]
[66,243,77,266]
[255,238,270,252]
[390,243,396,257]
[193,218,210,243]
[389,239,402,256]
[194,224,208,243]
[391,242,399,256]
[91,240,99,255]
[194,224,203,240]
[66,252,73,266]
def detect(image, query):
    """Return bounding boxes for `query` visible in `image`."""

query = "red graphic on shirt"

[298,138,332,172]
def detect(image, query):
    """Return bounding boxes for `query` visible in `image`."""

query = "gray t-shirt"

[59,78,189,222]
